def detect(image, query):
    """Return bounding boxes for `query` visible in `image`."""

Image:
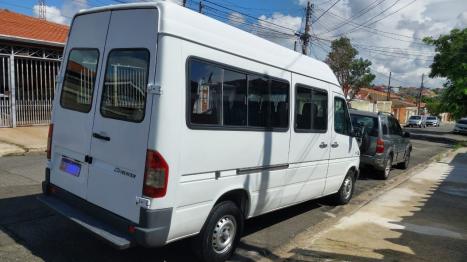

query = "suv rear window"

[60,49,99,113]
[350,114,378,137]
[100,49,150,122]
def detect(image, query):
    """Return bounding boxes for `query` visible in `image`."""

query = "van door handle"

[319,142,328,148]
[331,142,339,148]
[92,133,110,141]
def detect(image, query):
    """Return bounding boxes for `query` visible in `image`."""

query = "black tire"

[398,149,411,170]
[378,156,392,180]
[330,170,355,205]
[192,201,243,262]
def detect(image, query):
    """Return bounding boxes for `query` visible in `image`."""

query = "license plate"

[60,157,81,177]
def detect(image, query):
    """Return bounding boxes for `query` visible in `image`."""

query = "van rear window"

[60,49,99,113]
[100,49,150,122]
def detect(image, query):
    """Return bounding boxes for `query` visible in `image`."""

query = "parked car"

[453,118,467,134]
[425,116,440,127]
[350,110,412,180]
[407,115,426,128]
[37,2,361,262]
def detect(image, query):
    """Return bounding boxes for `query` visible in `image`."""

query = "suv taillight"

[376,138,384,154]
[46,124,53,160]
[143,150,169,198]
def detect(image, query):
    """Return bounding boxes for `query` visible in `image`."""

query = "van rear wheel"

[193,201,243,262]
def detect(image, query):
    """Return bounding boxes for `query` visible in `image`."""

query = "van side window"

[334,97,351,135]
[223,69,247,126]
[295,85,328,132]
[247,75,269,127]
[270,80,289,128]
[188,58,289,130]
[60,49,99,113]
[100,49,149,122]
[189,60,222,125]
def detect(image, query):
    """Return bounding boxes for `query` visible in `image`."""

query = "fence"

[0,55,11,127]
[0,44,61,128]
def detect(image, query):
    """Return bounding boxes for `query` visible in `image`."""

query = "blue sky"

[1,0,466,88]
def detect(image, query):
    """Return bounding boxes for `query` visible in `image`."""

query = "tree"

[423,28,467,119]
[423,96,443,116]
[325,37,375,99]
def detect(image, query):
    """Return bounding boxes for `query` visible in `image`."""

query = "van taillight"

[376,138,384,154]
[143,150,169,198]
[46,124,53,160]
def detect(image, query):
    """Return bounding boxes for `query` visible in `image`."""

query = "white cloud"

[33,0,89,25]
[255,12,302,49]
[228,12,245,27]
[33,5,67,24]
[456,11,467,28]
[257,0,466,88]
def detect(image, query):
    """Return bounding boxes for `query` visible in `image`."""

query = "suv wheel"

[330,170,355,205]
[193,201,243,262]
[398,149,411,169]
[379,156,392,180]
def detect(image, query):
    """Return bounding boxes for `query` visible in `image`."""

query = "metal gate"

[14,57,59,126]
[0,55,11,127]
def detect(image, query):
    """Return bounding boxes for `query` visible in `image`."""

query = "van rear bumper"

[39,168,172,249]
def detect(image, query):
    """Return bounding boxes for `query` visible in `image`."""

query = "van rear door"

[86,9,158,223]
[50,12,110,199]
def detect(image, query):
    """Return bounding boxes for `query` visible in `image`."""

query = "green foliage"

[423,96,443,116]
[423,28,467,119]
[350,58,376,95]
[325,37,375,99]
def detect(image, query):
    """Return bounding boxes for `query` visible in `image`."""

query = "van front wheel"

[330,170,355,205]
[193,201,243,262]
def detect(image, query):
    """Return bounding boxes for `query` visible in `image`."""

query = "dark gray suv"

[350,110,412,179]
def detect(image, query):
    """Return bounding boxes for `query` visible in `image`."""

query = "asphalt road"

[404,123,467,144]
[0,139,452,262]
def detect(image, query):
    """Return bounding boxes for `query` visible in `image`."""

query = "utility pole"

[198,0,204,13]
[294,41,297,52]
[182,0,187,7]
[301,1,313,55]
[418,74,424,115]
[386,71,392,101]
[37,0,46,20]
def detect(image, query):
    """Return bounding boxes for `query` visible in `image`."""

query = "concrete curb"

[0,141,46,157]
[263,146,454,261]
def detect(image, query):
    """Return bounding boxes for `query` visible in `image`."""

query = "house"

[0,9,68,127]
[350,87,425,124]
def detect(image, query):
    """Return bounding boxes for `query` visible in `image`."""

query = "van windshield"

[350,114,378,137]
[409,116,421,120]
[427,116,436,120]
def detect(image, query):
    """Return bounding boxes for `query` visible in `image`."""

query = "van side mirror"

[403,131,410,138]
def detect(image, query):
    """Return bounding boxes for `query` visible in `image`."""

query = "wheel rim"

[343,176,353,199]
[212,215,236,254]
[385,158,392,177]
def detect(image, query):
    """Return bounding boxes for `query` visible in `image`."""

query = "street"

[0,136,453,262]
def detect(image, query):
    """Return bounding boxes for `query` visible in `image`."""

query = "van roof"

[75,0,341,92]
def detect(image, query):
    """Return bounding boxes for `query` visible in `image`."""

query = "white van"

[38,1,360,261]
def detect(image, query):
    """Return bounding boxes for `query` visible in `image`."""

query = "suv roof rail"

[377,111,394,117]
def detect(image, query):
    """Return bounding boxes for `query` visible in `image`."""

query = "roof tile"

[0,9,69,44]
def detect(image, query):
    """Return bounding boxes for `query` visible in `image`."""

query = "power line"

[313,0,341,23]
[341,0,402,35]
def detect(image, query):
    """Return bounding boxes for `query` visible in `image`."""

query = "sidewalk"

[0,126,48,156]
[272,148,467,261]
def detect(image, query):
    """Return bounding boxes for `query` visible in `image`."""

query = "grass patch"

[453,141,467,150]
